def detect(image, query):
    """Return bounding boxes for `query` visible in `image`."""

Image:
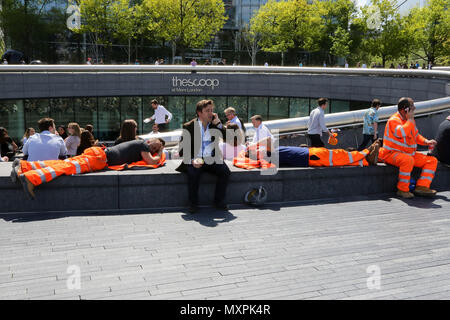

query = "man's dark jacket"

[175,118,227,172]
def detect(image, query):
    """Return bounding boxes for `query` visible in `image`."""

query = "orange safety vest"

[232,150,276,170]
[107,152,166,171]
[383,112,426,156]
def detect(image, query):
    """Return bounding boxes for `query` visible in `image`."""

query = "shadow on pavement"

[181,208,237,227]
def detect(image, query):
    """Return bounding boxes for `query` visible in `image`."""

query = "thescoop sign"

[172,77,220,91]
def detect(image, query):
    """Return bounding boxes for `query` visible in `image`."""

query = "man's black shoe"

[215,203,229,211]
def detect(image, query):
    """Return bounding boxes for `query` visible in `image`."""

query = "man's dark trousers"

[308,134,324,147]
[186,162,230,206]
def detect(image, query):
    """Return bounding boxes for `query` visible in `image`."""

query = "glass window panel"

[98,97,120,141]
[166,96,185,131]
[207,96,228,123]
[49,98,75,130]
[227,96,248,122]
[248,96,268,121]
[330,100,350,113]
[268,97,289,120]
[185,96,206,123]
[310,98,329,114]
[142,96,166,132]
[24,99,50,133]
[349,100,368,111]
[0,100,25,143]
[74,97,98,138]
[289,98,309,118]
[121,97,143,134]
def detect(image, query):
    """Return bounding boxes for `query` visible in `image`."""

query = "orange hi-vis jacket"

[383,112,427,155]
[308,147,369,167]
[232,151,276,170]
[108,152,166,170]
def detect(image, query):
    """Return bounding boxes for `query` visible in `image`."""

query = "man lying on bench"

[11,138,166,200]
[234,137,381,169]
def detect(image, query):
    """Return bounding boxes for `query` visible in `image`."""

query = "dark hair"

[397,97,411,111]
[38,118,55,132]
[77,130,95,155]
[118,119,138,142]
[250,115,263,122]
[151,99,158,105]
[85,124,94,133]
[318,98,328,106]
[0,127,9,144]
[196,99,214,116]
[371,99,382,108]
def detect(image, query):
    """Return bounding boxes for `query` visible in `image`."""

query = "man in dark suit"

[176,99,231,213]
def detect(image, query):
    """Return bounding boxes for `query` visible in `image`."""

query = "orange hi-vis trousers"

[19,147,108,187]
[308,148,370,167]
[378,147,437,192]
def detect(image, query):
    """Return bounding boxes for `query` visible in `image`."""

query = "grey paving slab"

[0,191,449,300]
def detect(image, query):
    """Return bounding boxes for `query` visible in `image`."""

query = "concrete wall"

[1,160,449,214]
[1,72,449,104]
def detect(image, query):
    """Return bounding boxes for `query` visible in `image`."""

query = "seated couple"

[11,138,166,199]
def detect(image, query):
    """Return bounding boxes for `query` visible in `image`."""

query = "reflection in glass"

[74,97,98,138]
[0,100,24,143]
[268,97,289,120]
[185,96,206,122]
[98,97,120,140]
[289,98,310,118]
[248,96,268,121]
[24,99,50,132]
[166,96,185,130]
[121,97,143,134]
[49,98,75,129]
[331,100,350,113]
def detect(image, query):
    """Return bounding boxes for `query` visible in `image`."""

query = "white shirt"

[150,105,173,124]
[308,107,328,136]
[196,120,215,158]
[219,142,245,160]
[23,131,67,161]
[252,123,273,144]
[149,131,160,135]
[229,116,243,130]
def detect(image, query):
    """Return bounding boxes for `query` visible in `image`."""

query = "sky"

[354,0,424,15]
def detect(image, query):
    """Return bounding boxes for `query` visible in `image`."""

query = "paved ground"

[0,191,449,300]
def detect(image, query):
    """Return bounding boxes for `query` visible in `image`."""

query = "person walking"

[307,98,332,147]
[144,99,172,132]
[358,99,381,151]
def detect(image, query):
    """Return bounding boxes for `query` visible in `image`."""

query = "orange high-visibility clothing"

[20,146,108,187]
[108,153,166,170]
[379,147,437,192]
[232,150,276,170]
[308,147,369,167]
[379,112,437,192]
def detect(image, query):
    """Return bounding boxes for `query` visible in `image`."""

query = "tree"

[361,0,405,67]
[140,0,227,62]
[241,24,261,66]
[73,0,133,62]
[407,0,450,65]
[250,0,323,64]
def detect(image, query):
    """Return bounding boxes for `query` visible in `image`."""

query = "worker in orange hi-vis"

[11,138,166,200]
[378,97,438,199]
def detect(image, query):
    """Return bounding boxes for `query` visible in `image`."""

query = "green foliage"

[140,0,227,58]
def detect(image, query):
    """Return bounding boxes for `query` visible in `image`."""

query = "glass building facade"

[0,95,368,143]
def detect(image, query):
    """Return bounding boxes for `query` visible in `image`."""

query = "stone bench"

[0,160,449,214]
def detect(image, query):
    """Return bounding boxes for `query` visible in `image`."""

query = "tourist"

[358,99,381,151]
[307,98,332,147]
[0,127,18,160]
[224,106,246,133]
[115,119,138,145]
[57,125,68,140]
[22,118,67,161]
[76,129,96,155]
[65,122,82,157]
[21,127,35,146]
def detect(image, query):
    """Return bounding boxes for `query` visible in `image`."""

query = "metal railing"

[139,96,450,147]
[1,64,450,79]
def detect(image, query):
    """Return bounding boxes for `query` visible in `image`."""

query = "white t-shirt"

[219,142,246,160]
